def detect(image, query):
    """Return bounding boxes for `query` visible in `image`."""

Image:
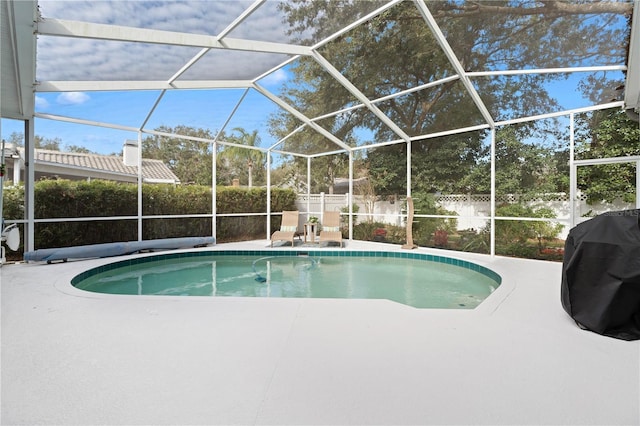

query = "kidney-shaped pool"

[72,250,502,309]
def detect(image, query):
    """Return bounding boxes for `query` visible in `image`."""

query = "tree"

[141,125,215,185]
[66,145,95,154]
[5,132,99,154]
[366,143,407,196]
[272,0,631,195]
[409,191,458,246]
[6,132,62,151]
[267,93,351,193]
[493,204,563,252]
[469,125,568,196]
[6,132,25,147]
[576,109,640,203]
[220,128,266,187]
[35,136,62,151]
[353,168,377,222]
[313,152,349,194]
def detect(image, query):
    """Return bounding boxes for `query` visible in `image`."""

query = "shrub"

[340,203,359,225]
[494,204,563,251]
[408,193,457,248]
[352,222,405,244]
[384,225,406,244]
[458,228,490,254]
[2,180,297,252]
[353,221,383,241]
[433,229,448,247]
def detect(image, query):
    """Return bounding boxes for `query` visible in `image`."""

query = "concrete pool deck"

[2,240,639,425]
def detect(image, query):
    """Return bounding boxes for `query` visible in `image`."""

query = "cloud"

[258,68,290,87]
[35,1,295,82]
[35,96,50,109]
[56,92,90,105]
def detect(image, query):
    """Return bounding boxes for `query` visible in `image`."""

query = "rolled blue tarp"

[24,237,216,263]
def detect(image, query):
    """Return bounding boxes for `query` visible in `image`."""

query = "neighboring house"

[274,174,308,193]
[275,176,369,194]
[2,141,180,185]
[333,177,369,194]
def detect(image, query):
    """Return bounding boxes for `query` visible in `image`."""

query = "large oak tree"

[270,0,632,195]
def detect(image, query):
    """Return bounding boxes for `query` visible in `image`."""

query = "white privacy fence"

[295,193,405,226]
[296,193,636,239]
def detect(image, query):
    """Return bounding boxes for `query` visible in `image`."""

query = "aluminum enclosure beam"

[36,80,254,92]
[311,51,412,143]
[37,18,312,56]
[413,0,495,128]
[252,84,353,152]
[0,0,36,120]
[624,0,640,116]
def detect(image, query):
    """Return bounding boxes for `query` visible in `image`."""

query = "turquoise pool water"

[72,251,501,309]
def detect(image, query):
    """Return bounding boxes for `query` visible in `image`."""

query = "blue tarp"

[24,237,216,263]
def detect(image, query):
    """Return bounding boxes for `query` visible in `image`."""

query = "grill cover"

[561,209,640,341]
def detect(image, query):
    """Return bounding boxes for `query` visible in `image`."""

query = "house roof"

[16,147,180,184]
[333,177,369,195]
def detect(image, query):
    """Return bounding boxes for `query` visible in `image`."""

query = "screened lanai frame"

[1,0,639,257]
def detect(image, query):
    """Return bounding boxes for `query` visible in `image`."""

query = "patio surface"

[2,240,639,425]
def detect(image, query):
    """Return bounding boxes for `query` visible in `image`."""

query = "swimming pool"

[72,250,502,309]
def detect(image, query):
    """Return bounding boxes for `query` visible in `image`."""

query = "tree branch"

[433,1,633,18]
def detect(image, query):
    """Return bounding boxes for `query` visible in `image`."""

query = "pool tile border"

[71,250,501,286]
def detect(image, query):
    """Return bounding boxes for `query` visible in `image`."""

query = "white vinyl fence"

[296,193,635,239]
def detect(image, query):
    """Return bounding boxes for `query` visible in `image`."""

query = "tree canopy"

[141,125,215,186]
[271,0,632,197]
[219,128,266,187]
[576,109,640,203]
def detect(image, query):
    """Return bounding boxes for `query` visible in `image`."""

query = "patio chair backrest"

[281,210,299,229]
[323,211,340,227]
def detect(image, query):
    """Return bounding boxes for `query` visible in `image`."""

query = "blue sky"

[2,69,622,155]
[1,63,291,154]
[1,68,288,154]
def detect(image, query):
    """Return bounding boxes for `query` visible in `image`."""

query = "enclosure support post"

[212,142,217,238]
[569,113,576,229]
[306,156,311,221]
[266,151,272,239]
[490,128,496,257]
[406,140,411,199]
[137,132,143,241]
[349,151,354,241]
[24,119,35,252]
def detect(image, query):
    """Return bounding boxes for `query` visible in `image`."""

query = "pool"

[72,250,502,309]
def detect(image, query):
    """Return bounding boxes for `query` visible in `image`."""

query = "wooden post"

[402,196,418,249]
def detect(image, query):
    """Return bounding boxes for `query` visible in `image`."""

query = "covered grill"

[561,209,640,341]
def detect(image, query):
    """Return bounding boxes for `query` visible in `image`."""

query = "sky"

[2,76,290,155]
[2,70,290,154]
[1,0,298,154]
[0,0,629,155]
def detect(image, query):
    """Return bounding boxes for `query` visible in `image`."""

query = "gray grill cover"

[561,209,640,340]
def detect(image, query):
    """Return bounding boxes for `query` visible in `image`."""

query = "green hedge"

[2,180,297,253]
